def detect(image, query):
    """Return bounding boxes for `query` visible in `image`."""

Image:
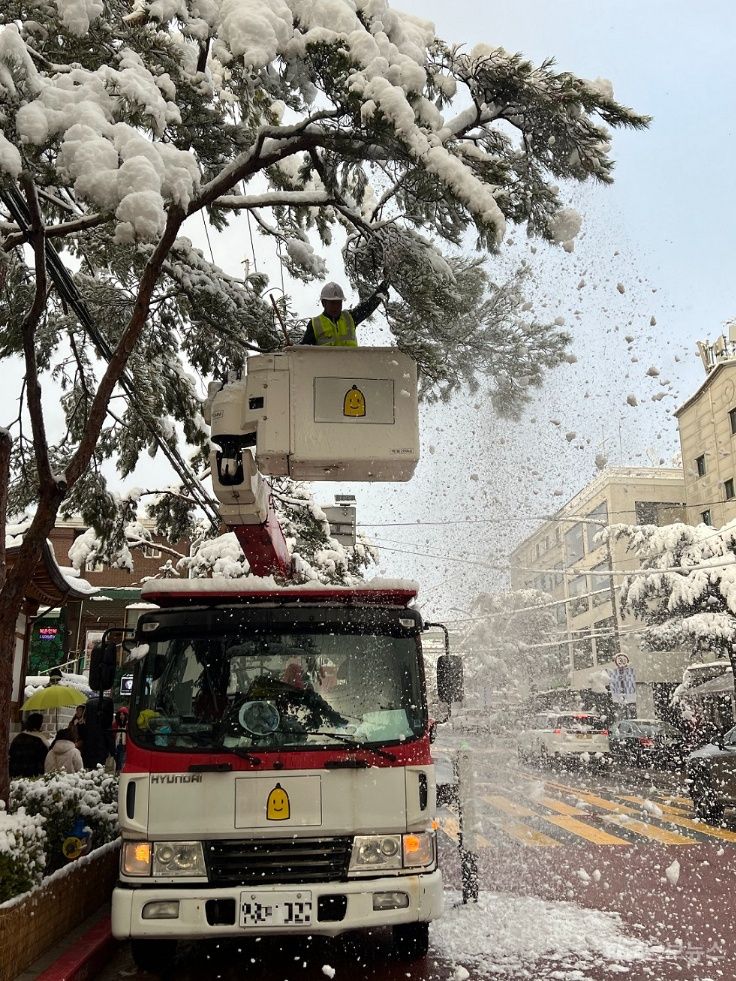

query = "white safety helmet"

[320,282,345,302]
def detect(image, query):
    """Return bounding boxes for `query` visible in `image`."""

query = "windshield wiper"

[311,732,397,761]
[222,747,262,765]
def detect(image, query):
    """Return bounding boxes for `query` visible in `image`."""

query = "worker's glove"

[375,278,390,301]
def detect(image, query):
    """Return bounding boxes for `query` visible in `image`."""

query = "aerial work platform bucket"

[208,347,419,483]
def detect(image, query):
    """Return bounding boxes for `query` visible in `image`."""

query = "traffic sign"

[613,653,629,668]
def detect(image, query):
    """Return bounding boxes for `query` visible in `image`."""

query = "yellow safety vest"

[311,312,357,347]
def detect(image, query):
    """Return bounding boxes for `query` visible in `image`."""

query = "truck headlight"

[152,841,206,877]
[349,832,435,874]
[349,835,402,872]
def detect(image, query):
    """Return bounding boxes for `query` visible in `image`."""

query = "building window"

[635,500,685,527]
[696,454,706,477]
[702,509,712,526]
[142,544,162,559]
[726,478,735,501]
[594,617,617,664]
[585,502,608,551]
[572,634,594,671]
[564,523,585,565]
[730,407,736,435]
[568,575,589,617]
[591,562,612,607]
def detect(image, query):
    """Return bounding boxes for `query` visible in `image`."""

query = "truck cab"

[111,580,443,973]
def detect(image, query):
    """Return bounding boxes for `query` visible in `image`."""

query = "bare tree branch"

[2,211,108,251]
[19,173,53,489]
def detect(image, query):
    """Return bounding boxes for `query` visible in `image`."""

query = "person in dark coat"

[82,696,114,768]
[9,713,49,778]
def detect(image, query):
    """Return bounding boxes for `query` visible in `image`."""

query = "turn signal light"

[122,840,152,876]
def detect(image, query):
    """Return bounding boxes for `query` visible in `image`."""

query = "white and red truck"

[111,347,462,973]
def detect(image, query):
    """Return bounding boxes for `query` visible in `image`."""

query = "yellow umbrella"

[21,685,88,711]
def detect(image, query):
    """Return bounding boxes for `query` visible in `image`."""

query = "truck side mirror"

[437,654,464,704]
[89,642,116,693]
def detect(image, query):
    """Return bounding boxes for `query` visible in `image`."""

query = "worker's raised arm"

[350,279,389,326]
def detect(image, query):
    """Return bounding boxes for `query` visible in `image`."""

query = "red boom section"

[233,507,292,578]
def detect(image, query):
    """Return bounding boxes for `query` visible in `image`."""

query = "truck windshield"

[131,628,425,753]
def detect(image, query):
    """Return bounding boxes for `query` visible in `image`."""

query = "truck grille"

[204,837,353,887]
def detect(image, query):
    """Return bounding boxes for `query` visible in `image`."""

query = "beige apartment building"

[509,468,688,718]
[676,331,736,528]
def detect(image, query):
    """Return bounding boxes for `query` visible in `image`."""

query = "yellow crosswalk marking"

[539,785,695,845]
[542,814,630,845]
[437,813,492,848]
[482,793,630,845]
[603,814,694,845]
[620,798,736,844]
[482,794,537,818]
[501,822,561,847]
[539,795,591,816]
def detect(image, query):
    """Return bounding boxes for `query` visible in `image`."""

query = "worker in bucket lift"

[300,279,389,347]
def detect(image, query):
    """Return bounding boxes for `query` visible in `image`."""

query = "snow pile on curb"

[432,891,673,979]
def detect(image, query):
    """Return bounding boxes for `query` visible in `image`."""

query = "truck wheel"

[393,922,429,960]
[130,939,178,975]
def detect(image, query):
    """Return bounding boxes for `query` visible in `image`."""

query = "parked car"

[685,725,736,823]
[518,712,609,764]
[608,718,685,767]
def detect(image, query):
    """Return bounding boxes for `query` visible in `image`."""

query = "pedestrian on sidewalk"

[45,728,84,773]
[113,707,128,773]
[9,712,49,778]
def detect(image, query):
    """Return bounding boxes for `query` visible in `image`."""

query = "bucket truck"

[111,347,462,974]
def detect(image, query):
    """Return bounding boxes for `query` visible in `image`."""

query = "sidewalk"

[17,906,116,981]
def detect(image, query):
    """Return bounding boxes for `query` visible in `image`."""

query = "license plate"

[240,891,313,927]
[576,733,592,739]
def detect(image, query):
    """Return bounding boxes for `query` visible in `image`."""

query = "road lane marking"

[437,812,492,848]
[518,780,697,845]
[618,798,736,844]
[482,794,537,818]
[542,814,630,845]
[482,793,630,846]
[500,822,561,847]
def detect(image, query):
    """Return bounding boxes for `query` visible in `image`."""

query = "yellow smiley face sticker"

[266,783,290,821]
[343,385,366,417]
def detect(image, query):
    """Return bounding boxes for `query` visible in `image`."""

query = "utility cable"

[1,185,220,528]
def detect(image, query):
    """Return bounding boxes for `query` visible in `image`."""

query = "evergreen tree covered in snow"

[0,0,647,799]
[607,521,736,682]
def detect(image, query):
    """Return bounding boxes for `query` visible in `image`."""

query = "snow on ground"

[432,891,672,979]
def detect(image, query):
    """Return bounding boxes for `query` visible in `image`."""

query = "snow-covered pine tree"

[0,0,647,799]
[607,521,736,695]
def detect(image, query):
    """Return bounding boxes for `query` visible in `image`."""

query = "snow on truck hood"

[140,576,420,607]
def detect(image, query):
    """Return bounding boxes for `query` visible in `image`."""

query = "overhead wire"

[1,184,220,528]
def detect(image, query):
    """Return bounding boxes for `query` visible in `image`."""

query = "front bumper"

[112,869,443,940]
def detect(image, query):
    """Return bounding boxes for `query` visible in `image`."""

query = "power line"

[1,184,220,528]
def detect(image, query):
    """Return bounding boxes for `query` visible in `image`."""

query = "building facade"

[676,333,736,528]
[43,519,192,672]
[509,468,689,718]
